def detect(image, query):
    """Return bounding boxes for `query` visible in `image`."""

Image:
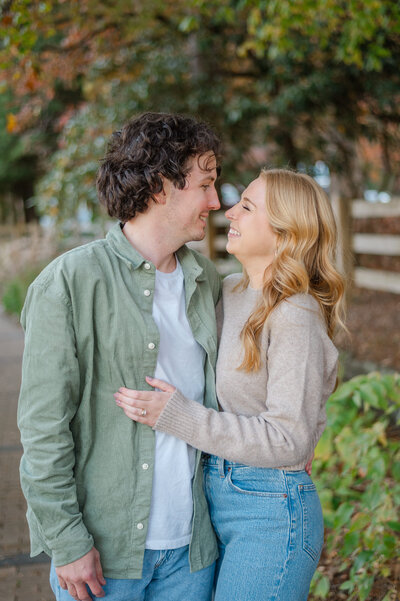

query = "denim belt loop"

[218,457,225,478]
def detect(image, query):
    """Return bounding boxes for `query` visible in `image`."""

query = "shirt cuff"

[51,530,94,567]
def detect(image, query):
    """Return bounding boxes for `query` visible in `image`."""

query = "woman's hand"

[305,451,314,476]
[114,376,176,427]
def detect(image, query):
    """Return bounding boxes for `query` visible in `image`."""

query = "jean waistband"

[202,454,310,482]
[202,454,248,468]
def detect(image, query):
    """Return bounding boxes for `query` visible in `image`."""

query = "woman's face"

[225,176,278,264]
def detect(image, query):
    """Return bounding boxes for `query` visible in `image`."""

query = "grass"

[2,264,47,317]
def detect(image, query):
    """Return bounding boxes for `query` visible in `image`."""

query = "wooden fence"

[352,198,400,294]
[201,198,400,293]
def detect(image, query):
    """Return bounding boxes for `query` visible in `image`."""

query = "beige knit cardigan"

[154,273,338,470]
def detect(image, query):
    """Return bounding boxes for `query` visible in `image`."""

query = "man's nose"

[208,188,220,211]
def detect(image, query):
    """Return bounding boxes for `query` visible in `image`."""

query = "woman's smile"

[228,226,240,238]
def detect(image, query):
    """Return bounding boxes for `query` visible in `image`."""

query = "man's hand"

[55,547,106,600]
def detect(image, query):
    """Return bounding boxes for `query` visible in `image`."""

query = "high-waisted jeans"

[203,455,324,601]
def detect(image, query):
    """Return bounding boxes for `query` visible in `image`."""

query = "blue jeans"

[203,455,324,601]
[50,545,215,601]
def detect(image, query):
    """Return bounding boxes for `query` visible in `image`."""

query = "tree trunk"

[15,179,39,224]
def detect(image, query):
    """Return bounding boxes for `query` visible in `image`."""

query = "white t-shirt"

[145,259,206,549]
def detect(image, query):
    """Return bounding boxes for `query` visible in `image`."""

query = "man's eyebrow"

[199,174,216,182]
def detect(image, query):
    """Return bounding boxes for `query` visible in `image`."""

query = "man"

[18,113,222,601]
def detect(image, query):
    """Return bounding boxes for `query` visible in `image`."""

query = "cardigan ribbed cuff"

[154,389,203,443]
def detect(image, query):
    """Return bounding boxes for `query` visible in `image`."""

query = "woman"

[114,168,345,600]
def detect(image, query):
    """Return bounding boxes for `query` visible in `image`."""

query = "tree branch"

[39,22,120,52]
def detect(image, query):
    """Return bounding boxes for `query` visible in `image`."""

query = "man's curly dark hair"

[96,112,221,222]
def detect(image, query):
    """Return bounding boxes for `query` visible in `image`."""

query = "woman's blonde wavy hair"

[238,168,346,372]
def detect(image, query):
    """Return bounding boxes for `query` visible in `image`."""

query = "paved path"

[0,310,53,601]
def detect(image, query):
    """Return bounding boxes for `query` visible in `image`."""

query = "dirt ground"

[335,287,400,377]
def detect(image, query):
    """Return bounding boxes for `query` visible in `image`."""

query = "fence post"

[330,174,354,284]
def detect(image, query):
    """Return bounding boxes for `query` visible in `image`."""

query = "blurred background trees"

[1,0,400,225]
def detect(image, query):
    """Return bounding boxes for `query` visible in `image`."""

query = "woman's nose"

[225,207,235,221]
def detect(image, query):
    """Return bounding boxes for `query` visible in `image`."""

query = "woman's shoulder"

[270,293,324,327]
[222,272,243,294]
[284,292,320,312]
[221,273,259,317]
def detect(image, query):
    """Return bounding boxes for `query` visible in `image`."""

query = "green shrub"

[310,372,400,601]
[2,265,45,317]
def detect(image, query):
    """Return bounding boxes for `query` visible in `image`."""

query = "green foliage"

[33,105,109,222]
[241,0,400,70]
[2,264,45,317]
[310,373,400,600]
[0,91,38,189]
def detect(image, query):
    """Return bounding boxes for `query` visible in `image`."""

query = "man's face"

[164,152,220,246]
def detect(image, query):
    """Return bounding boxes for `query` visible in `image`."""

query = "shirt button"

[142,463,149,470]
[148,342,155,350]
[144,262,151,270]
[137,522,144,530]
[144,289,151,297]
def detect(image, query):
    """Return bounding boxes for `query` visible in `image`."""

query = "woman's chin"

[226,243,236,256]
[226,238,239,255]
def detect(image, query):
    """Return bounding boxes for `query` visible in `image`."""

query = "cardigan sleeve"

[154,299,338,468]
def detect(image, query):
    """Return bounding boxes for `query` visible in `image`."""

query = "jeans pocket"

[298,483,324,561]
[226,469,288,498]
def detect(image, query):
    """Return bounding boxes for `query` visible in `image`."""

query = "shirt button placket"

[141,271,154,541]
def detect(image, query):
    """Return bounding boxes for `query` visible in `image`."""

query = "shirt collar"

[176,244,205,282]
[106,222,205,281]
[106,222,147,269]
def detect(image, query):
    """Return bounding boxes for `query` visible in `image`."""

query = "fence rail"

[353,234,400,256]
[352,198,400,218]
[354,268,400,294]
[352,197,400,294]
[0,222,41,239]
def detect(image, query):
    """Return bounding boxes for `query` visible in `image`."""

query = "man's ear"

[153,175,171,205]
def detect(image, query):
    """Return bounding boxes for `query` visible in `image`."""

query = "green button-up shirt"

[18,223,221,578]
